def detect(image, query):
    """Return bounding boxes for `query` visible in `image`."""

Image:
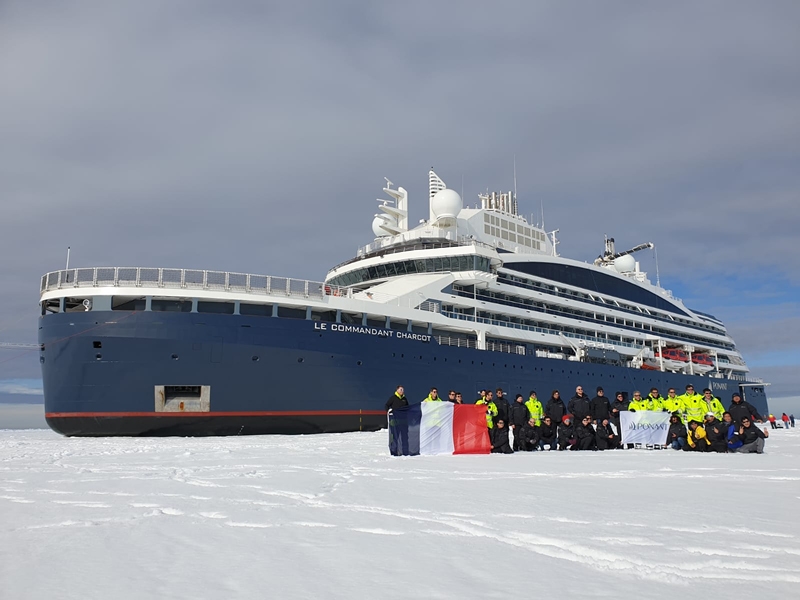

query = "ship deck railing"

[40,267,344,301]
[39,267,450,313]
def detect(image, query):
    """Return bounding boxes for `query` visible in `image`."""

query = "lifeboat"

[644,348,689,371]
[691,353,715,374]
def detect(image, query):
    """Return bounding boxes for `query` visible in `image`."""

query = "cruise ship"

[38,170,769,436]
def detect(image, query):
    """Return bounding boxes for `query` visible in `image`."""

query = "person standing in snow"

[525,390,545,426]
[385,385,408,412]
[727,393,762,426]
[609,392,628,433]
[510,394,530,451]
[781,413,790,429]
[546,390,566,425]
[494,388,511,425]
[568,386,592,424]
[590,387,611,424]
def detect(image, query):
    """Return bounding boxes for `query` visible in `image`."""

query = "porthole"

[252,356,259,362]
[93,341,102,349]
[298,357,304,363]
[172,354,179,360]
[95,354,102,360]
[357,360,363,366]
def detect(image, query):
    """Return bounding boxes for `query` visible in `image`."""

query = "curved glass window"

[327,255,491,287]
[503,262,689,317]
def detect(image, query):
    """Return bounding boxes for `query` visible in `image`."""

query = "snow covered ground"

[1,428,799,599]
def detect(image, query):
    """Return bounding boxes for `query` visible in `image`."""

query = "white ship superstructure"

[326,170,750,381]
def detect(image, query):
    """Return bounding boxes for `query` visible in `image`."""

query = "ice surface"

[1,428,799,599]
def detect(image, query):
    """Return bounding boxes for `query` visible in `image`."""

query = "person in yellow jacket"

[678,384,706,424]
[627,391,649,412]
[422,388,442,402]
[476,396,498,429]
[685,420,710,452]
[525,390,545,426]
[644,387,665,411]
[701,388,725,420]
[662,387,683,415]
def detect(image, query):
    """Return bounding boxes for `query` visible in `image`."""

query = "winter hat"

[705,412,715,418]
[596,386,604,392]
[732,393,741,399]
[562,414,572,423]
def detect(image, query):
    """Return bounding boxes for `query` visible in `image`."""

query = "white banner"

[620,411,670,445]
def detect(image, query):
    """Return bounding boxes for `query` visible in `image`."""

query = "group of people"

[385,383,776,455]
[767,413,795,429]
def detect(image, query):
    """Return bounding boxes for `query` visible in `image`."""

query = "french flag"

[388,402,491,456]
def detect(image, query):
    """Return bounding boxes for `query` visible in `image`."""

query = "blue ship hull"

[39,311,769,436]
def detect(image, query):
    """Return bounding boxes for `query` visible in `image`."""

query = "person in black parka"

[538,416,558,450]
[574,415,597,450]
[518,418,540,451]
[595,417,618,450]
[557,416,576,450]
[494,388,511,425]
[568,386,592,425]
[385,385,408,412]
[704,414,728,453]
[727,393,763,426]
[590,387,611,424]
[546,390,566,425]
[490,419,514,454]
[510,394,531,451]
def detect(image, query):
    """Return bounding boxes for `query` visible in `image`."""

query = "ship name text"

[315,322,431,342]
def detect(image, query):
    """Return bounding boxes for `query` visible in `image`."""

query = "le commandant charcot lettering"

[315,322,432,342]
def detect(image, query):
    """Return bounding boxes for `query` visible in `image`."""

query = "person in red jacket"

[768,414,778,429]
[781,413,790,429]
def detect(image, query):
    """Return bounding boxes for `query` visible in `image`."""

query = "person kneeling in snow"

[736,417,769,454]
[558,415,576,451]
[518,418,540,451]
[538,416,558,451]
[573,415,597,451]
[684,420,710,452]
[666,413,687,450]
[595,417,618,450]
[490,419,514,454]
[722,412,743,451]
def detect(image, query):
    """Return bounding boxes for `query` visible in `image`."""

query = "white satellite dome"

[372,214,395,237]
[613,255,636,273]
[431,189,462,219]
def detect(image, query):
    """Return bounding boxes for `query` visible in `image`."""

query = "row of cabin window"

[106,297,428,332]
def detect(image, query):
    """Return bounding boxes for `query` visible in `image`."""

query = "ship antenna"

[513,155,517,201]
[65,246,71,271]
[654,244,661,288]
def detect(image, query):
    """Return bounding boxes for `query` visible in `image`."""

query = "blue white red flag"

[388,402,491,456]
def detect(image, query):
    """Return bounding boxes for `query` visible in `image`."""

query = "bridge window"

[277,306,306,319]
[197,301,235,315]
[112,296,146,311]
[151,299,192,312]
[239,303,271,317]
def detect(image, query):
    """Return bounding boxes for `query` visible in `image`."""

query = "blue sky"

[0,1,798,410]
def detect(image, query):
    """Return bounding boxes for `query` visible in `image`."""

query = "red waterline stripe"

[46,410,386,418]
